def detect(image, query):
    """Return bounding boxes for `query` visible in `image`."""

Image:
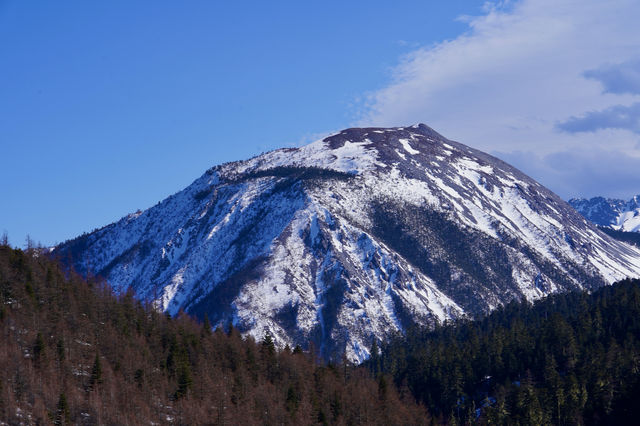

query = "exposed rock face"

[55,124,640,361]
[570,195,640,232]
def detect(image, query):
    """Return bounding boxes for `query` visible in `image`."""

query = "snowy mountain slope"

[55,124,640,361]
[569,196,640,232]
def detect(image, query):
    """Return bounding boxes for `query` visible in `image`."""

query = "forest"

[2,240,640,424]
[371,277,640,425]
[0,243,426,425]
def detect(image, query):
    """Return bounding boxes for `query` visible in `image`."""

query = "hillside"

[3,243,640,424]
[0,244,428,425]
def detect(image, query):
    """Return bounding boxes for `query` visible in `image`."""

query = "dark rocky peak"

[323,123,448,151]
[321,124,469,174]
[569,195,640,231]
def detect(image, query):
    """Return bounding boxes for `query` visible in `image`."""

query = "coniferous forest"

[2,241,640,424]
[0,244,427,425]
[371,278,640,425]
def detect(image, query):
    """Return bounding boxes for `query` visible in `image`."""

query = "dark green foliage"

[174,361,193,399]
[374,278,640,425]
[33,332,46,363]
[89,353,102,389]
[369,339,381,376]
[378,375,388,401]
[196,166,353,200]
[134,368,144,387]
[54,393,70,425]
[261,332,276,356]
[0,242,428,425]
[286,384,299,413]
[202,313,212,335]
[233,166,354,183]
[56,339,65,362]
[25,280,35,299]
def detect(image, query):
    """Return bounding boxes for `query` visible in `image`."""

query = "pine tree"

[89,353,103,389]
[54,393,70,425]
[175,361,193,399]
[202,314,212,336]
[285,385,299,413]
[369,339,380,376]
[262,332,275,356]
[33,332,46,363]
[56,338,65,362]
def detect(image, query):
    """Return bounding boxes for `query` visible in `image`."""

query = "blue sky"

[2,0,640,247]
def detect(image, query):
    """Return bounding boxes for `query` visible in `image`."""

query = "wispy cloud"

[584,59,640,95]
[358,0,640,198]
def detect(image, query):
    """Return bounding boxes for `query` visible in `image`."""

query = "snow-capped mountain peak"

[569,195,640,232]
[55,125,640,361]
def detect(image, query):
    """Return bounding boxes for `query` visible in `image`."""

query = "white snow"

[399,138,420,155]
[395,149,407,160]
[616,210,640,232]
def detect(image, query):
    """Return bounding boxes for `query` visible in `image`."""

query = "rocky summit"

[55,124,640,361]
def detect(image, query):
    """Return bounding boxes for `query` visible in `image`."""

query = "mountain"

[54,124,640,361]
[569,195,640,232]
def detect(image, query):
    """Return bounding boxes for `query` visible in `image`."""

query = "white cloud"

[359,0,640,199]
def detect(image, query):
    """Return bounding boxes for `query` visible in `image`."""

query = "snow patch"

[399,138,420,155]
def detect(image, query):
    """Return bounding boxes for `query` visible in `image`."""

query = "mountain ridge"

[569,195,640,232]
[54,124,640,361]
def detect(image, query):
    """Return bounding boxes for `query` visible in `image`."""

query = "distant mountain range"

[569,196,640,232]
[54,124,640,361]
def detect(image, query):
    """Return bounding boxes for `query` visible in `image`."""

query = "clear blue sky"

[2,0,640,247]
[0,1,484,246]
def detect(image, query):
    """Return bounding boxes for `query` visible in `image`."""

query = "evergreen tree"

[56,338,65,362]
[54,393,70,425]
[202,314,212,336]
[33,332,46,363]
[89,353,102,389]
[175,361,193,399]
[261,332,275,356]
[369,339,380,376]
